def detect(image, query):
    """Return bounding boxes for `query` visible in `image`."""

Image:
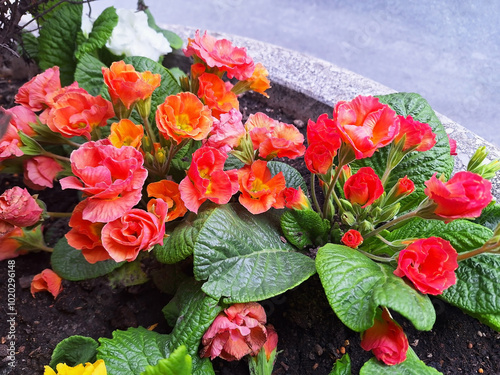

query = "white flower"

[81,13,94,37]
[106,9,172,61]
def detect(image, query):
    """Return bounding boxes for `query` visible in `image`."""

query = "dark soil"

[0,59,499,375]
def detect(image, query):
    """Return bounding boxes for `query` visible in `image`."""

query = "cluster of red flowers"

[0,29,496,368]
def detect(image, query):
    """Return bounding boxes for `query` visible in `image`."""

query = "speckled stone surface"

[167,25,500,199]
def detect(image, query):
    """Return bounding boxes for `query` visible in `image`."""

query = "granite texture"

[166,25,500,199]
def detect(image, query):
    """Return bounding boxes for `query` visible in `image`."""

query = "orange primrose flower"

[248,63,271,97]
[31,269,63,299]
[102,60,161,110]
[109,119,144,149]
[198,72,239,119]
[156,92,213,144]
[147,180,187,221]
[238,160,286,214]
[66,199,109,264]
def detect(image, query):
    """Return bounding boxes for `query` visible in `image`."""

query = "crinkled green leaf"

[329,353,351,375]
[353,92,454,212]
[194,204,316,303]
[471,312,500,331]
[122,56,181,122]
[76,7,118,59]
[360,347,442,374]
[268,161,308,193]
[474,203,500,231]
[107,260,149,288]
[154,206,216,264]
[144,8,183,50]
[21,32,38,61]
[224,153,245,171]
[163,280,221,359]
[38,2,82,85]
[386,218,493,253]
[280,208,330,249]
[440,254,500,314]
[316,244,435,332]
[51,237,123,281]
[49,335,98,369]
[141,345,191,375]
[97,327,169,375]
[74,53,107,96]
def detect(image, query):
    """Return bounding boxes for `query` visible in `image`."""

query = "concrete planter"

[166,25,500,199]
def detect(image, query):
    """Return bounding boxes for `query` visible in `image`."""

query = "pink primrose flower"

[0,186,43,228]
[60,140,148,223]
[184,30,255,80]
[201,302,268,361]
[23,156,63,190]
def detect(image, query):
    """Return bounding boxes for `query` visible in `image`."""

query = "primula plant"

[2,3,500,375]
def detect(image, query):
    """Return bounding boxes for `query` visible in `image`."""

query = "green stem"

[42,151,71,163]
[457,242,500,261]
[142,114,158,145]
[381,167,392,187]
[364,210,418,239]
[47,212,73,218]
[310,174,322,214]
[62,138,82,148]
[356,248,394,263]
[39,245,54,253]
[322,164,343,219]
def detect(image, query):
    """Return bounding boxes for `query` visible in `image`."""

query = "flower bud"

[341,229,363,248]
[361,308,408,365]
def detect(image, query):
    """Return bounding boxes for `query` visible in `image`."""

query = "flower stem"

[356,247,394,263]
[142,114,158,145]
[310,174,321,214]
[41,150,71,163]
[457,242,500,261]
[39,245,54,253]
[322,164,343,219]
[364,210,418,239]
[47,212,73,218]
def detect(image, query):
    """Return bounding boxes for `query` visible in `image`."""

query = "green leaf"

[474,204,500,231]
[194,204,317,303]
[471,312,500,331]
[360,347,442,374]
[97,327,169,375]
[51,237,123,281]
[386,218,493,253]
[440,254,500,314]
[316,244,435,332]
[144,9,183,50]
[107,260,149,288]
[280,208,330,249]
[38,2,83,85]
[169,67,188,85]
[154,206,216,264]
[21,32,39,61]
[141,345,192,375]
[224,153,245,171]
[268,161,308,193]
[329,353,351,375]
[76,7,118,59]
[122,56,182,122]
[49,335,98,369]
[74,53,107,96]
[163,280,221,359]
[353,93,454,212]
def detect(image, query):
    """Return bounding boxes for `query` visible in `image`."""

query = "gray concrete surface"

[89,0,500,147]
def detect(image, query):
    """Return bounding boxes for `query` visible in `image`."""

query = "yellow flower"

[44,360,106,375]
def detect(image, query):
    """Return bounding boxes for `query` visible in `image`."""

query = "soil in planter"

[0,77,499,374]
